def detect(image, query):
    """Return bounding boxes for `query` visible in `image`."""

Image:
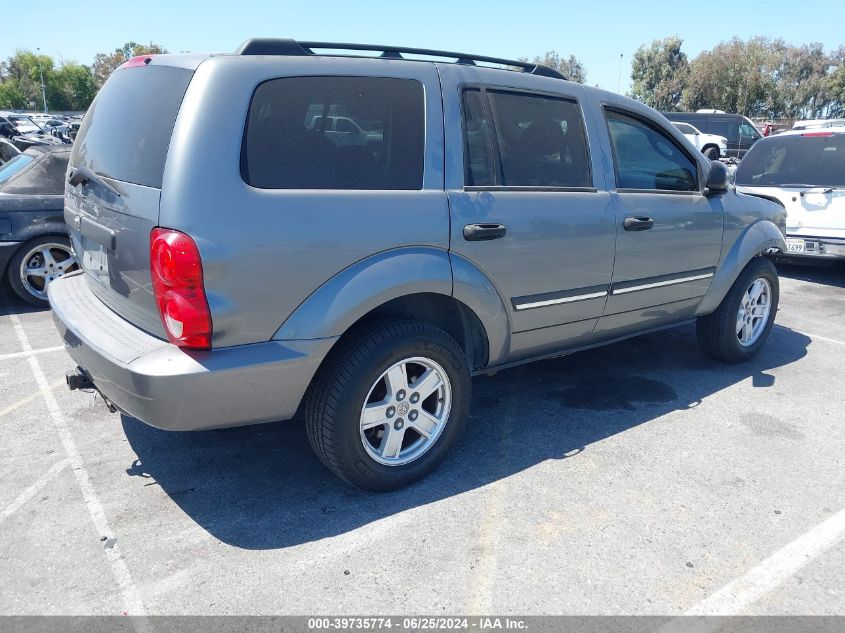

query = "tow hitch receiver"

[65,367,118,413]
[66,368,93,391]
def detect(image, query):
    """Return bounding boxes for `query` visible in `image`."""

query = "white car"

[735,127,845,261]
[671,121,727,159]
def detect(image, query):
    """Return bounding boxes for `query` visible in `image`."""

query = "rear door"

[65,62,193,337]
[598,108,723,337]
[440,65,616,360]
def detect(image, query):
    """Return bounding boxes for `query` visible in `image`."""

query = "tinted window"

[606,111,698,192]
[705,118,739,140]
[736,135,845,187]
[461,89,496,186]
[71,65,192,188]
[0,154,34,184]
[0,151,70,195]
[243,76,424,190]
[674,123,695,134]
[739,121,760,140]
[488,91,591,187]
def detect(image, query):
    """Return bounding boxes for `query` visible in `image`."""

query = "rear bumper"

[782,235,845,260]
[48,271,337,431]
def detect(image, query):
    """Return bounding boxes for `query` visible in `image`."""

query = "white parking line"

[684,506,845,616]
[0,380,63,418]
[8,313,149,620]
[802,331,845,347]
[0,345,64,362]
[1,459,69,523]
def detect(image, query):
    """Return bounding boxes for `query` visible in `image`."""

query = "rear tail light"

[150,228,212,349]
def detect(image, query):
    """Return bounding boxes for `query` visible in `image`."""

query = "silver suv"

[49,39,787,490]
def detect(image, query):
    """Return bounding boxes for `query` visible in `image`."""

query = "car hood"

[737,185,845,239]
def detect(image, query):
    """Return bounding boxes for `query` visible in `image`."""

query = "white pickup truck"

[672,121,728,159]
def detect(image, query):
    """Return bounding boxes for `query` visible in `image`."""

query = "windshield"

[0,154,34,184]
[10,116,45,133]
[736,134,845,188]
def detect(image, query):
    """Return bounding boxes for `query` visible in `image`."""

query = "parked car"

[671,121,727,159]
[49,39,786,491]
[735,128,845,262]
[0,145,76,306]
[662,111,763,158]
[791,118,845,131]
[0,112,65,150]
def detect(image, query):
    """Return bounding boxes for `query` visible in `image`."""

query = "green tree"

[630,36,688,110]
[823,46,845,117]
[683,37,780,117]
[92,41,168,87]
[519,51,586,83]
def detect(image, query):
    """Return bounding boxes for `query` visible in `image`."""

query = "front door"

[597,108,724,337]
[441,68,616,360]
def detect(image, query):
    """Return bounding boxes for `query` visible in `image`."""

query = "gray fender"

[695,220,786,316]
[273,247,512,368]
[449,252,511,366]
[274,247,454,340]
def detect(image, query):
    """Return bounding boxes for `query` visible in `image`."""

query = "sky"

[3,0,841,93]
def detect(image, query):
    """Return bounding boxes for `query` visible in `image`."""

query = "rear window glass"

[70,65,192,188]
[0,154,34,185]
[704,119,738,139]
[242,76,424,190]
[0,151,70,195]
[736,134,845,187]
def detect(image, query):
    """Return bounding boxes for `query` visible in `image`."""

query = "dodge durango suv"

[49,39,787,490]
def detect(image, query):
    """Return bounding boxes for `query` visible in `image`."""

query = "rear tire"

[696,257,779,363]
[7,236,77,307]
[703,146,720,160]
[304,319,471,491]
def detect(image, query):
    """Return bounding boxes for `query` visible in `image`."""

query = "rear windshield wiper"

[68,166,121,197]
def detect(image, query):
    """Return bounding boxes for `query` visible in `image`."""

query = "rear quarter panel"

[160,56,448,347]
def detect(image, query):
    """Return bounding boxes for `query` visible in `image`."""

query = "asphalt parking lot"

[1,263,844,616]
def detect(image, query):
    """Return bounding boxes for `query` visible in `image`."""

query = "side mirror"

[705,160,729,194]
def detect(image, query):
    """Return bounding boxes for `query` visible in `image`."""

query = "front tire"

[696,257,779,363]
[304,319,471,491]
[703,146,720,160]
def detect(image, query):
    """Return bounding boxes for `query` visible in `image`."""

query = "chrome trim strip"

[514,290,608,311]
[612,273,714,295]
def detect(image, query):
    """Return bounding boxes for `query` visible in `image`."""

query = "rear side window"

[736,135,845,187]
[461,89,496,186]
[705,118,739,140]
[489,91,591,188]
[606,110,698,192]
[71,65,192,188]
[242,76,424,190]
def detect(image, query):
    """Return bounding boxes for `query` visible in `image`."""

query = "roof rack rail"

[234,38,566,80]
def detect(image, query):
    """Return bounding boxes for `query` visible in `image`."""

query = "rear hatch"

[66,61,194,337]
[735,132,845,239]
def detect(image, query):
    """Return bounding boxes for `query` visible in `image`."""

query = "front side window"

[606,110,699,192]
[243,76,424,190]
[674,123,695,135]
[488,91,591,188]
[739,121,760,140]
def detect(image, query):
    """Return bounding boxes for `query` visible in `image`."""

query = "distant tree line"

[630,36,845,118]
[3,38,843,119]
[0,42,167,111]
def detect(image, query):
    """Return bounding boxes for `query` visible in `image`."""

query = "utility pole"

[36,47,48,112]
[617,53,624,94]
